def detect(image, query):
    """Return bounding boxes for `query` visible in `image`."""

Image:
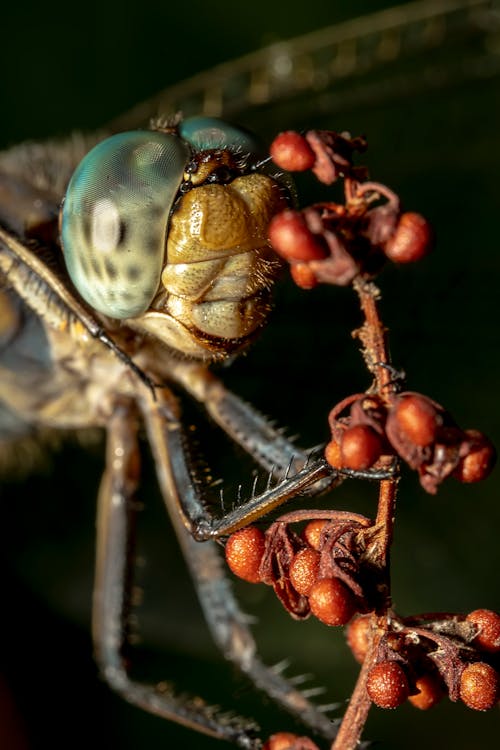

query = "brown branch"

[352,276,393,401]
[331,620,383,750]
[331,277,401,748]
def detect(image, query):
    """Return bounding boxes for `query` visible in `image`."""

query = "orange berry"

[263,732,300,750]
[270,131,316,172]
[324,439,342,469]
[391,394,438,446]
[346,615,372,663]
[225,526,265,583]
[459,662,500,711]
[453,430,496,483]
[366,661,410,709]
[340,424,383,470]
[466,609,500,653]
[289,548,320,596]
[269,211,327,262]
[302,520,327,551]
[383,212,432,263]
[308,578,356,626]
[290,263,318,289]
[263,732,319,750]
[408,673,444,710]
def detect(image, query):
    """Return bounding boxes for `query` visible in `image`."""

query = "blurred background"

[0,0,499,748]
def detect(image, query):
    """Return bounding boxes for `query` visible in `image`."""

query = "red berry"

[459,662,500,710]
[408,673,444,710]
[466,609,500,653]
[289,548,320,596]
[269,211,328,262]
[390,394,439,447]
[225,526,266,583]
[366,661,410,709]
[383,212,432,263]
[263,733,319,750]
[263,733,300,750]
[324,439,342,469]
[270,131,316,172]
[290,263,318,289]
[453,430,496,483]
[308,578,356,626]
[346,615,372,664]
[340,424,383,470]
[302,520,327,551]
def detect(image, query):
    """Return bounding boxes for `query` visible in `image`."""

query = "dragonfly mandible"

[0,1,499,748]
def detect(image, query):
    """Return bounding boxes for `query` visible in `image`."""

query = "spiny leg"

[141,391,339,742]
[165,358,329,477]
[142,383,335,540]
[161,359,391,536]
[93,401,261,748]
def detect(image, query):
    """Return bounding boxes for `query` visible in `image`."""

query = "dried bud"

[466,609,500,653]
[383,212,433,263]
[366,661,410,709]
[270,131,316,172]
[225,526,265,583]
[459,662,500,711]
[365,203,400,247]
[309,577,357,626]
[304,129,366,185]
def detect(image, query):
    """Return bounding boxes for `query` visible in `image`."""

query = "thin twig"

[331,621,383,750]
[331,277,401,748]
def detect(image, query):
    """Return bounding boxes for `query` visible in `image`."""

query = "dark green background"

[1,1,499,749]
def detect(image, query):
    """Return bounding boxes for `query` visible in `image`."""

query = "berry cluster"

[225,520,500,717]
[268,130,433,289]
[325,391,495,493]
[224,512,372,626]
[220,124,497,749]
[346,609,500,712]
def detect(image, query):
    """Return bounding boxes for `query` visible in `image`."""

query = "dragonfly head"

[60,117,290,359]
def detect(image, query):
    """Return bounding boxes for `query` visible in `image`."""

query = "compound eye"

[179,116,263,158]
[61,131,189,319]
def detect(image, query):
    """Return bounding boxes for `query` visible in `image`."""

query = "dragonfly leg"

[142,388,336,540]
[93,401,261,749]
[166,358,325,475]
[142,392,339,741]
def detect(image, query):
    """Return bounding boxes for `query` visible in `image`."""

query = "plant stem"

[331,623,383,750]
[352,277,392,397]
[331,277,400,749]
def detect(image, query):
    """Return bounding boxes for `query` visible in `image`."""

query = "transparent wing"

[109,0,500,135]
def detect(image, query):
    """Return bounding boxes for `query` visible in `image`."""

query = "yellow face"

[135,170,287,359]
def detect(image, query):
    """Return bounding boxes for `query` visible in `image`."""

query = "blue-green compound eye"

[180,116,263,157]
[61,131,189,319]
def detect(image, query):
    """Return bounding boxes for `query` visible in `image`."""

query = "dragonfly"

[1,1,499,748]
